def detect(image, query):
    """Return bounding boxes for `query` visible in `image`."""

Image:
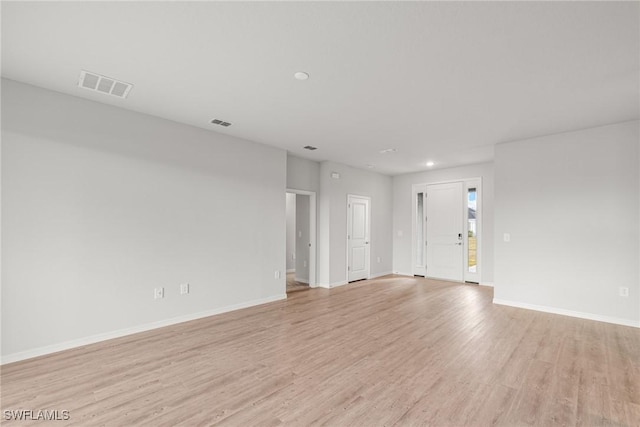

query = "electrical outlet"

[303,260,307,267]
[503,233,511,242]
[180,283,189,295]
[275,270,280,279]
[619,287,629,297]
[377,257,381,263]
[154,287,164,299]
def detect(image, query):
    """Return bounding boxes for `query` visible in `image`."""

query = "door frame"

[346,194,371,283]
[411,178,482,283]
[286,188,317,288]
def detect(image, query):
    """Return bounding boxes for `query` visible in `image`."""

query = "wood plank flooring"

[286,272,309,294]
[2,275,639,426]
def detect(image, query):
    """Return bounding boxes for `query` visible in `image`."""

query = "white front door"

[347,195,370,282]
[426,182,463,281]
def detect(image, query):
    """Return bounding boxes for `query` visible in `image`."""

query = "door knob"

[365,241,369,244]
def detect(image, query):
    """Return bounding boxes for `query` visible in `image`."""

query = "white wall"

[494,121,639,326]
[286,155,320,193]
[295,194,310,283]
[285,193,296,271]
[1,79,287,361]
[318,161,393,286]
[392,163,495,283]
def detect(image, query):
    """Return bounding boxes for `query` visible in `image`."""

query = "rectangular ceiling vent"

[211,119,232,127]
[78,70,133,99]
[303,145,317,151]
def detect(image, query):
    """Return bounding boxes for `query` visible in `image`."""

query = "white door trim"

[346,194,371,283]
[286,188,317,288]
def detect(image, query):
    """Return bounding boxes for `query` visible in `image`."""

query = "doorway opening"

[285,189,317,293]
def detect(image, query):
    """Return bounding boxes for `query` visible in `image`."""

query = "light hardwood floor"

[286,272,310,293]
[2,275,639,426]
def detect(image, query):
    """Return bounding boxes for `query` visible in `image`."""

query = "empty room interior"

[1,1,639,426]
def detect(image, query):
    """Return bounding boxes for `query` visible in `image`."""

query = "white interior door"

[426,182,463,281]
[348,195,370,282]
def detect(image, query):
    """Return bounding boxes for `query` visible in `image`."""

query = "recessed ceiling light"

[379,148,397,154]
[294,72,309,81]
[366,164,375,168]
[426,161,435,167]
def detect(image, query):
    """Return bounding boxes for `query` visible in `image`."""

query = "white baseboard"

[318,280,348,289]
[1,294,287,365]
[480,282,494,287]
[393,271,414,277]
[318,272,393,289]
[370,271,393,279]
[294,277,309,284]
[493,298,640,328]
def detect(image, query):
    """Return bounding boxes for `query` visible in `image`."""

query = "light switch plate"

[180,283,189,295]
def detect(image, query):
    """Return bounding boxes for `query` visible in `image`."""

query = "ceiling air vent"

[211,119,232,127]
[303,145,317,151]
[78,70,133,99]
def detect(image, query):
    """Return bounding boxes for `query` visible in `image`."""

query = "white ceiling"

[2,1,638,175]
